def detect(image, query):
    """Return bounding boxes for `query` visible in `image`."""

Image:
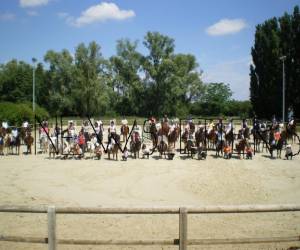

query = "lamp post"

[279,56,286,123]
[32,58,37,113]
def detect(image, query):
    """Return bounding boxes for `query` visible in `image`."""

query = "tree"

[250,5,300,119]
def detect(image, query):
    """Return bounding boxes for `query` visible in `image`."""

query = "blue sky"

[0,0,299,100]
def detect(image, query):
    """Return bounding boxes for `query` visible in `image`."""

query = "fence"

[1,205,300,250]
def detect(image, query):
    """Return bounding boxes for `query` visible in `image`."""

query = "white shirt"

[23,121,29,128]
[2,122,8,129]
[109,125,116,133]
[12,129,18,137]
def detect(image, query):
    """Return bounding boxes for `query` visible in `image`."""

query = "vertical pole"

[179,207,187,250]
[34,115,36,155]
[33,68,35,113]
[47,206,56,250]
[282,59,285,124]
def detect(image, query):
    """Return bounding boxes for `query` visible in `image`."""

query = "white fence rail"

[1,204,300,250]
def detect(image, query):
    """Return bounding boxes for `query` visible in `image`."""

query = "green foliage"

[0,31,254,119]
[250,5,300,118]
[0,102,49,125]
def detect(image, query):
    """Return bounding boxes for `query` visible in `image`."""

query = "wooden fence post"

[179,207,187,250]
[47,206,56,250]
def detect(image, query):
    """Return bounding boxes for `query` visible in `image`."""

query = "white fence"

[1,204,300,250]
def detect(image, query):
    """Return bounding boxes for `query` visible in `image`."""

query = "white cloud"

[206,18,247,36]
[72,2,135,27]
[0,13,15,21]
[20,0,49,8]
[202,57,251,100]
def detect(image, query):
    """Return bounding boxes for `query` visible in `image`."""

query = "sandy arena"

[0,132,300,250]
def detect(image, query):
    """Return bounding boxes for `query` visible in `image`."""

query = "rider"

[22,120,29,129]
[121,117,128,126]
[207,119,214,134]
[225,119,234,135]
[108,120,116,144]
[216,118,223,133]
[11,127,18,142]
[2,121,8,129]
[241,119,248,131]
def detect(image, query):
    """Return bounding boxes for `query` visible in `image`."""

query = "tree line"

[250,5,300,119]
[0,31,251,121]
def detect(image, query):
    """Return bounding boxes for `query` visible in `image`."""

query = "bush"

[0,102,49,126]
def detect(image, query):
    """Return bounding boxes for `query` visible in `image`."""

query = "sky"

[0,0,299,100]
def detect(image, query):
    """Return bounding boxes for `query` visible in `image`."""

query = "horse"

[40,135,49,154]
[161,121,170,136]
[286,122,297,143]
[195,127,206,147]
[236,139,248,159]
[130,136,141,159]
[157,135,168,158]
[225,129,234,146]
[168,126,179,148]
[269,132,285,158]
[149,122,158,148]
[215,140,224,157]
[108,134,120,160]
[206,128,217,149]
[121,124,129,142]
[24,132,34,154]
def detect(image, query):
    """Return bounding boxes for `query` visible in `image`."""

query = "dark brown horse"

[158,136,168,158]
[206,128,217,149]
[195,127,206,147]
[149,123,158,148]
[168,126,179,148]
[130,135,141,159]
[236,139,248,159]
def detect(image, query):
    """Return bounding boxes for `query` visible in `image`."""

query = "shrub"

[0,102,49,126]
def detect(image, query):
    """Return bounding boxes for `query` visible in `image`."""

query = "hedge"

[0,102,49,126]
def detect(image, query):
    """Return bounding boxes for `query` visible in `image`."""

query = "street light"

[279,56,286,123]
[32,58,37,113]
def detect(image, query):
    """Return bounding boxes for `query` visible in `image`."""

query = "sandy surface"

[0,139,300,249]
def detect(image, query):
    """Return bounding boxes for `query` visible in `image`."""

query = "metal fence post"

[47,206,56,250]
[179,207,187,250]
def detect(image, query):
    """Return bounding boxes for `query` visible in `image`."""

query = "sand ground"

[0,136,300,250]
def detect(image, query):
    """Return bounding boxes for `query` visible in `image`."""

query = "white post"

[179,207,187,250]
[47,206,56,250]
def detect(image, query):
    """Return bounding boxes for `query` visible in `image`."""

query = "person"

[11,127,18,142]
[163,114,169,124]
[122,147,128,161]
[272,115,277,129]
[142,144,150,159]
[246,145,253,159]
[121,117,128,126]
[68,121,76,140]
[285,144,293,160]
[207,119,214,134]
[225,119,234,135]
[2,121,8,129]
[132,125,141,143]
[288,116,295,126]
[241,119,248,130]
[108,120,116,144]
[78,131,85,155]
[216,118,223,132]
[223,143,232,159]
[23,120,29,129]
[274,130,281,145]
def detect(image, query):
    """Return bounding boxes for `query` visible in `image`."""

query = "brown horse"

[236,139,248,159]
[108,134,120,160]
[225,130,234,146]
[149,123,158,148]
[130,135,141,159]
[24,133,34,154]
[206,128,217,149]
[157,136,168,158]
[168,126,179,148]
[195,127,206,147]
[121,124,129,142]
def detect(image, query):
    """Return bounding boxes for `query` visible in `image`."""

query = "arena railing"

[0,205,300,250]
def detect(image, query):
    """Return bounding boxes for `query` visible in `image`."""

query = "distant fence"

[1,205,300,250]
